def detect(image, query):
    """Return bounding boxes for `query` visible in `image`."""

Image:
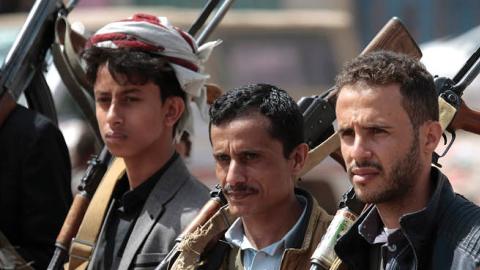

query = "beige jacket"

[170,188,332,270]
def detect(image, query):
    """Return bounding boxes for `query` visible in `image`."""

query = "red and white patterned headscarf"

[88,13,220,141]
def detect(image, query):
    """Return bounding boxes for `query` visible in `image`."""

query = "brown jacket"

[170,188,332,270]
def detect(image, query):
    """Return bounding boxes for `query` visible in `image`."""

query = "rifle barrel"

[65,0,79,13]
[188,0,221,36]
[453,46,480,94]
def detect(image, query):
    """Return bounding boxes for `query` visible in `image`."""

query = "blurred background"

[1,0,479,214]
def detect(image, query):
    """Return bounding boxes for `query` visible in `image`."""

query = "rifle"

[434,45,480,166]
[48,1,234,269]
[0,0,74,125]
[48,148,111,270]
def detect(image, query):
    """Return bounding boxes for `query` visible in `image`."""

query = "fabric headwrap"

[88,13,220,142]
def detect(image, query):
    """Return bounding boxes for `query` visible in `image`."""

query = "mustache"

[223,183,258,196]
[347,160,383,176]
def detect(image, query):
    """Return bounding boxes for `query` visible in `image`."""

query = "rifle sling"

[0,93,16,129]
[68,157,125,270]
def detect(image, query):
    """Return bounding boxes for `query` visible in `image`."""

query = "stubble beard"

[353,132,421,204]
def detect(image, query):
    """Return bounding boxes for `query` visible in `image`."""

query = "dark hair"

[82,46,185,102]
[209,83,304,158]
[335,51,437,128]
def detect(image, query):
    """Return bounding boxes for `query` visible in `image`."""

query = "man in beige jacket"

[168,83,332,270]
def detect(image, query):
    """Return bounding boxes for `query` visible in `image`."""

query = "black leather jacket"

[334,167,480,270]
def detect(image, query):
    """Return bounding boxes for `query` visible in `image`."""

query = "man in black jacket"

[333,51,480,269]
[0,103,72,269]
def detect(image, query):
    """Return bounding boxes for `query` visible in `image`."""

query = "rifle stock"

[299,17,422,177]
[449,100,480,134]
[156,191,228,270]
[361,17,421,59]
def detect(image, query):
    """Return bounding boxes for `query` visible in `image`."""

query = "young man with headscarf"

[79,13,219,270]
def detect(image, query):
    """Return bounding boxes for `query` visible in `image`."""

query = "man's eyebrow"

[364,124,393,130]
[337,124,393,132]
[121,88,143,95]
[94,88,109,95]
[212,150,226,156]
[337,126,353,133]
[94,88,143,94]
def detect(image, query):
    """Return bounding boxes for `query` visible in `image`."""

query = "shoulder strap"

[67,157,125,270]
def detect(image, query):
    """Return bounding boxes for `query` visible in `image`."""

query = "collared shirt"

[358,207,411,270]
[225,195,307,270]
[91,153,179,270]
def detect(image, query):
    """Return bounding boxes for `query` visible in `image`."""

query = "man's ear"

[289,143,309,175]
[164,96,185,127]
[423,120,443,154]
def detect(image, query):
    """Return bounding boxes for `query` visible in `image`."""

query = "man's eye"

[244,153,258,161]
[215,154,230,163]
[340,129,354,138]
[95,97,111,104]
[371,128,386,135]
[125,96,140,103]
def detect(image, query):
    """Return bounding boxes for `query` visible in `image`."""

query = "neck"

[377,166,433,229]
[124,141,175,190]
[241,193,302,249]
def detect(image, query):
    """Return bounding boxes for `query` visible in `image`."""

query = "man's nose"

[225,160,247,186]
[350,135,373,161]
[106,102,123,127]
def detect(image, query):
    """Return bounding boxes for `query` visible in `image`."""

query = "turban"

[88,13,220,142]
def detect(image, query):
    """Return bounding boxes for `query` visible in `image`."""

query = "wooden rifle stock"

[54,195,90,250]
[449,100,480,134]
[361,17,421,59]
[156,192,227,270]
[300,17,422,176]
[178,197,224,239]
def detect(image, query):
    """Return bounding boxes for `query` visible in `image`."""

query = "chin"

[353,187,372,204]
[106,147,131,158]
[228,205,251,217]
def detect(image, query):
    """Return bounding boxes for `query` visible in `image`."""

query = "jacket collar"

[398,167,456,259]
[288,188,315,250]
[335,167,456,269]
[118,157,190,269]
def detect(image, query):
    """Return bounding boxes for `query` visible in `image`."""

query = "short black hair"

[82,46,185,102]
[209,83,304,158]
[335,51,437,128]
